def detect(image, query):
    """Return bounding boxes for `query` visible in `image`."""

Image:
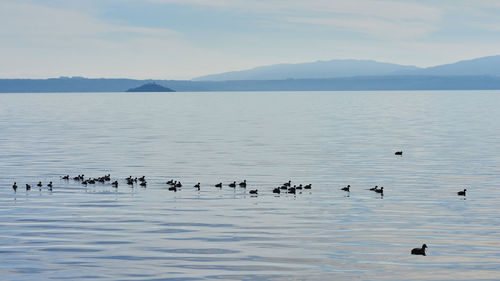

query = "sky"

[1,0,500,79]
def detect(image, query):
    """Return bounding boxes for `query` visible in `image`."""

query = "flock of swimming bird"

[10,174,311,196]
[7,151,469,256]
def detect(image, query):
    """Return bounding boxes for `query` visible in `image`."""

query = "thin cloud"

[285,16,437,39]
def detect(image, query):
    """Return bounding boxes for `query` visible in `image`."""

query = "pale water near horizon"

[1,91,500,280]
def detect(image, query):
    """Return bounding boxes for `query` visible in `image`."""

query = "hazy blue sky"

[2,0,500,79]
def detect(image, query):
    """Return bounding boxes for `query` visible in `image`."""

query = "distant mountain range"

[194,55,500,81]
[2,55,500,92]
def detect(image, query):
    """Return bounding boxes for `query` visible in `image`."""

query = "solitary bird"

[37,181,42,187]
[249,189,258,194]
[215,183,222,188]
[341,185,350,192]
[395,151,403,156]
[12,182,18,192]
[457,189,466,196]
[228,181,236,188]
[194,183,200,190]
[239,180,247,188]
[411,244,427,256]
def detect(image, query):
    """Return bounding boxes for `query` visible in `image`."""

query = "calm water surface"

[1,91,500,280]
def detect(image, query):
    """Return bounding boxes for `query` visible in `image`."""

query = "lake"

[1,91,500,280]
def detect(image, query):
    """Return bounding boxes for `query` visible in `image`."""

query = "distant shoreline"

[2,75,500,93]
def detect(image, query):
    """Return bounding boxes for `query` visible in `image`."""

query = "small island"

[126,83,175,92]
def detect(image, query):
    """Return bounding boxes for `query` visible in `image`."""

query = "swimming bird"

[411,244,427,256]
[47,182,53,190]
[12,182,17,192]
[369,185,378,191]
[341,185,350,192]
[140,181,147,187]
[37,181,42,187]
[288,187,296,194]
[249,189,258,194]
[375,187,384,194]
[61,175,69,180]
[194,183,200,190]
[26,183,31,191]
[280,185,288,190]
[304,184,312,189]
[272,187,281,194]
[283,180,291,187]
[112,181,118,188]
[229,181,236,188]
[457,189,466,196]
[175,181,182,188]
[168,186,177,192]
[239,180,247,187]
[296,184,303,190]
[215,183,222,188]
[166,179,174,185]
[395,151,403,156]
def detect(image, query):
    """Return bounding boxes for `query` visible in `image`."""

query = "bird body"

[395,151,403,156]
[341,185,350,192]
[411,244,427,256]
[215,183,222,188]
[229,181,236,188]
[249,189,258,194]
[457,189,466,196]
[13,182,18,192]
[239,180,247,187]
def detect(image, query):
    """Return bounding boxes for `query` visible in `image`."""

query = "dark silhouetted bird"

[341,185,350,192]
[411,244,427,256]
[457,189,466,196]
